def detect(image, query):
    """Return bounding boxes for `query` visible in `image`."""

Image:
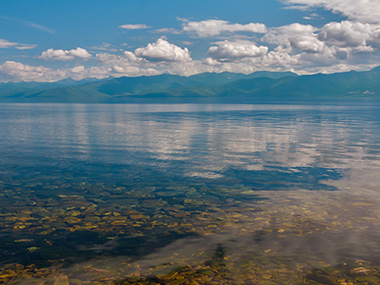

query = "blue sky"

[0,0,379,82]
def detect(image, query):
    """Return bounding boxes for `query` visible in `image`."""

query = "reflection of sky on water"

[1,103,380,193]
[1,103,380,185]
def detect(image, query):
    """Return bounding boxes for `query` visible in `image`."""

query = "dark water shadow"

[0,229,200,269]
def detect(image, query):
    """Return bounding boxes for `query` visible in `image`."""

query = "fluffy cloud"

[203,49,301,74]
[119,24,151,30]
[96,52,157,75]
[280,0,380,66]
[263,23,326,53]
[40,47,92,61]
[182,19,267,37]
[208,40,268,61]
[95,37,220,77]
[261,50,301,69]
[0,61,109,82]
[135,38,191,62]
[0,61,67,82]
[3,14,380,83]
[281,0,380,24]
[263,21,380,59]
[0,39,197,82]
[318,21,379,51]
[260,22,376,71]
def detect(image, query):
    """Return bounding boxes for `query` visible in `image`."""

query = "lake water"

[1,103,380,284]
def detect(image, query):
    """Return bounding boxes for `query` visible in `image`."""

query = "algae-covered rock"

[53,274,69,285]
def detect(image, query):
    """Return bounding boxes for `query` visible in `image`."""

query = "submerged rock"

[53,274,69,285]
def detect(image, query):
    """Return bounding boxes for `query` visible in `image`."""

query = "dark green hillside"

[23,86,109,103]
[0,77,107,100]
[266,68,380,99]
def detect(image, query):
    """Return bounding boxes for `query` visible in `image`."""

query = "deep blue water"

[1,103,380,283]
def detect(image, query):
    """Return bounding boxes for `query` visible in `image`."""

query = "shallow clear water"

[1,103,380,284]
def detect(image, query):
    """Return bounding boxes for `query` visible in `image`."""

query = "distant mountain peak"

[370,66,380,73]
[1,67,380,103]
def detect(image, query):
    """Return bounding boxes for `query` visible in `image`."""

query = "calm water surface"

[1,103,380,284]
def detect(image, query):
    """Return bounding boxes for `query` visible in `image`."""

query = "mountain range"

[1,67,380,103]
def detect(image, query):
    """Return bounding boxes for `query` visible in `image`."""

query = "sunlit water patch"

[1,103,380,284]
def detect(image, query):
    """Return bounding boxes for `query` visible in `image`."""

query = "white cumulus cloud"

[40,47,92,61]
[96,52,154,75]
[318,21,379,51]
[261,50,301,69]
[182,19,267,37]
[0,61,66,82]
[135,38,191,62]
[208,40,268,61]
[263,23,326,53]
[0,60,110,82]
